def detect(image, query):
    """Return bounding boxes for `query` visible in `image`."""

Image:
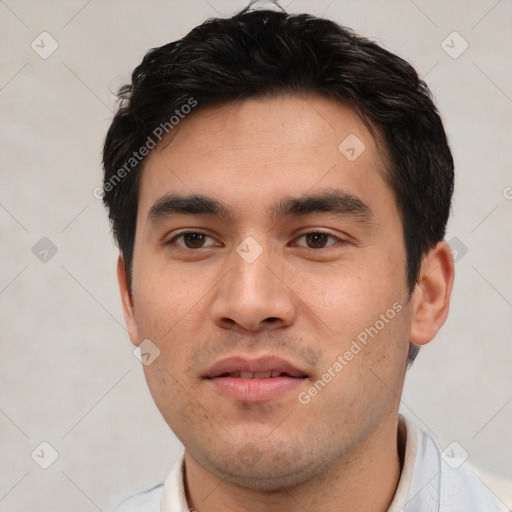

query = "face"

[119,93,427,489]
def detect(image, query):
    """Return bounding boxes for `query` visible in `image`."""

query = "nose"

[210,243,297,333]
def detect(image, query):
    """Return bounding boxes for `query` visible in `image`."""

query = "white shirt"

[115,415,502,511]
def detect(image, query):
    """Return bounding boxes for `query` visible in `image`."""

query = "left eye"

[294,232,339,249]
[170,232,218,249]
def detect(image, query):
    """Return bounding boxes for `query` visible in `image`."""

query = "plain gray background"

[1,0,511,510]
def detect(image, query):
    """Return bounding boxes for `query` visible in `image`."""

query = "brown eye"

[170,232,217,249]
[305,233,329,248]
[183,233,206,248]
[295,232,339,249]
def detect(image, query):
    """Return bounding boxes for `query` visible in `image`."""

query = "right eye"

[167,232,220,249]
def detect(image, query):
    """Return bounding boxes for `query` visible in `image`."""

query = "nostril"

[265,317,279,323]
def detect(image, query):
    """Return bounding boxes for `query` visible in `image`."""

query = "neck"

[184,415,404,512]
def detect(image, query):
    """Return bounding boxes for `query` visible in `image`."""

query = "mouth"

[204,356,309,402]
[214,370,304,378]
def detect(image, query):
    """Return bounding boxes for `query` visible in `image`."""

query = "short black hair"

[102,4,454,366]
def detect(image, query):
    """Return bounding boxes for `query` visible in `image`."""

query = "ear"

[117,255,140,347]
[409,241,455,346]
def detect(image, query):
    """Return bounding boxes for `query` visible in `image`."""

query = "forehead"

[137,93,391,221]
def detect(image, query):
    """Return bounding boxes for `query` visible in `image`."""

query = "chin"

[219,467,324,492]
[195,441,333,492]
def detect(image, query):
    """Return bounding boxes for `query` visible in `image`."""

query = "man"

[102,3,501,511]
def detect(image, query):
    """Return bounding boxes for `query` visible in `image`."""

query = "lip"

[204,355,308,379]
[204,355,309,402]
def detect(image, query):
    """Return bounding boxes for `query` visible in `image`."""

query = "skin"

[118,93,454,512]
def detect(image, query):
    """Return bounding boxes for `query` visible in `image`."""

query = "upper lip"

[204,355,309,379]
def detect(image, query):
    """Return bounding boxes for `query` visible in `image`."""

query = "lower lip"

[208,376,306,402]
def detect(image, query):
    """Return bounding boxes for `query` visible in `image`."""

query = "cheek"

[294,252,411,390]
[132,257,209,337]
[142,358,196,437]
[292,255,406,335]
[308,304,411,430]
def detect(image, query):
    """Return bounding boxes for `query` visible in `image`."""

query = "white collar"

[388,414,421,511]
[160,449,189,511]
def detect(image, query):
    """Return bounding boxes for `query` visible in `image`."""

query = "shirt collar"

[388,414,420,511]
[160,451,189,512]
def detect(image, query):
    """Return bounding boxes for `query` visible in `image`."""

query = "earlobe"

[117,255,140,347]
[409,241,455,346]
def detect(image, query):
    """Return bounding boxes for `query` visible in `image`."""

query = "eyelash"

[167,231,343,250]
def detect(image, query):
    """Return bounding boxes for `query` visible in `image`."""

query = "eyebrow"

[269,190,373,223]
[146,190,373,225]
[147,194,231,223]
